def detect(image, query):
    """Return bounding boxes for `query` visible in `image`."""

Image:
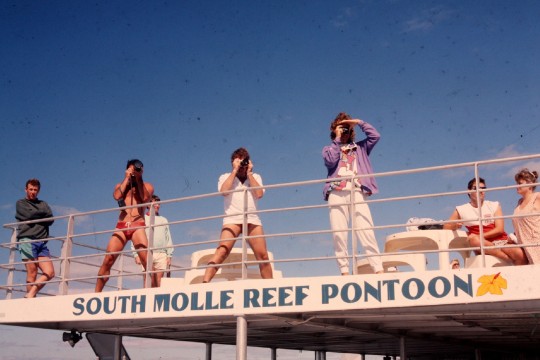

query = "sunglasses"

[471,186,487,190]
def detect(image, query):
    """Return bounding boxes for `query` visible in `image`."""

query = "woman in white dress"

[512,169,540,264]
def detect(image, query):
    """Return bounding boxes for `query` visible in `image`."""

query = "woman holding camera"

[202,147,273,283]
[322,112,383,275]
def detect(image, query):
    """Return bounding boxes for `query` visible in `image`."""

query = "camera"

[133,160,143,172]
[240,157,250,167]
[341,127,350,134]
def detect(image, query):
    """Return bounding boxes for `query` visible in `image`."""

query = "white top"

[456,200,500,227]
[218,172,264,226]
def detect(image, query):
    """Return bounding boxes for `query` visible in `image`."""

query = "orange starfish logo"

[476,272,507,296]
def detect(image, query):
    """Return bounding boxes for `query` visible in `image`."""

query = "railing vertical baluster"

[118,252,124,291]
[350,175,358,274]
[58,215,75,295]
[145,205,155,289]
[6,226,18,299]
[242,188,248,280]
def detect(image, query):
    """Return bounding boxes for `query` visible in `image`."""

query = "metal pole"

[145,205,155,289]
[474,164,487,267]
[205,342,212,360]
[236,315,247,360]
[475,348,482,360]
[114,335,122,360]
[59,215,74,295]
[400,336,406,360]
[350,179,358,274]
[242,189,248,279]
[270,348,276,360]
[6,226,18,299]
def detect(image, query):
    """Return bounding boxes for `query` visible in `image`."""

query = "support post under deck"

[236,315,247,360]
[400,336,406,360]
[114,335,122,360]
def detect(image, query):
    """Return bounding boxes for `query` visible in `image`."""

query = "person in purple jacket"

[322,112,383,275]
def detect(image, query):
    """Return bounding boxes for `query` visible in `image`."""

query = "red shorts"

[116,221,146,240]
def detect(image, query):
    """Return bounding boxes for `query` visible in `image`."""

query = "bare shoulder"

[534,192,540,210]
[144,182,155,194]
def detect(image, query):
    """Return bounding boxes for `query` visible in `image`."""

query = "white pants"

[328,190,382,273]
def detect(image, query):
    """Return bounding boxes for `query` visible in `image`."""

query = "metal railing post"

[118,252,124,291]
[242,188,248,279]
[474,164,488,268]
[145,205,155,289]
[5,226,18,299]
[58,215,75,295]
[350,176,358,274]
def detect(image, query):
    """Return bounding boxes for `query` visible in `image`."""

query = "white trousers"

[328,189,383,273]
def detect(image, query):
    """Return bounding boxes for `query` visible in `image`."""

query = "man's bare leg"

[468,234,513,262]
[95,233,126,292]
[153,270,164,287]
[132,229,149,287]
[26,257,55,298]
[24,260,37,295]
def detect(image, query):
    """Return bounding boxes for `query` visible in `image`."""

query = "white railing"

[1,153,539,299]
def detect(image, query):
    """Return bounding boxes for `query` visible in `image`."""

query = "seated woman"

[512,169,540,264]
[443,177,527,265]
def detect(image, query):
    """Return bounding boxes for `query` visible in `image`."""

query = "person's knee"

[216,245,231,259]
[136,249,148,261]
[102,255,117,269]
[256,252,270,261]
[467,234,480,247]
[44,269,55,280]
[26,266,38,278]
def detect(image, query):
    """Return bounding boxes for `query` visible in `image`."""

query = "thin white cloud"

[331,6,358,28]
[494,144,523,159]
[484,146,540,178]
[187,226,215,239]
[403,6,456,33]
[0,203,13,211]
[51,205,93,228]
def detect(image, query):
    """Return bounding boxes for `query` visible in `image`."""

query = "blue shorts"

[18,238,51,260]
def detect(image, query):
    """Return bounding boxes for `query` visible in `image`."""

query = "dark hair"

[151,194,161,202]
[25,178,41,189]
[126,159,143,169]
[467,177,486,190]
[231,147,250,162]
[330,112,356,141]
[515,168,538,191]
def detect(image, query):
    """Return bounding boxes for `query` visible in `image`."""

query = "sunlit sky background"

[1,1,539,359]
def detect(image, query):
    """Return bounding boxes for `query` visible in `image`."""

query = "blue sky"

[1,1,540,359]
